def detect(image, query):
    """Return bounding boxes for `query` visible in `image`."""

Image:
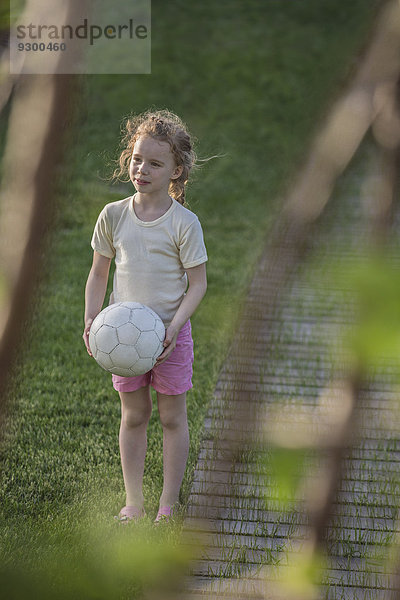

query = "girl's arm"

[155,262,207,365]
[83,251,112,355]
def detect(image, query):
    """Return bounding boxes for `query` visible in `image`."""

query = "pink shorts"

[112,320,194,396]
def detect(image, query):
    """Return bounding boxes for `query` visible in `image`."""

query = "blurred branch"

[284,0,400,226]
[266,2,400,598]
[0,0,78,427]
[0,15,14,113]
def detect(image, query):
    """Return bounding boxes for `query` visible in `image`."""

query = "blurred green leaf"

[277,549,326,600]
[0,516,190,600]
[267,446,310,508]
[319,251,400,373]
[349,255,400,369]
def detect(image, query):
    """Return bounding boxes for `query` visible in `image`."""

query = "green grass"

[0,0,380,595]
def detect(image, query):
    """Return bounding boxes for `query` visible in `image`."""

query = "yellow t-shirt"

[91,196,208,326]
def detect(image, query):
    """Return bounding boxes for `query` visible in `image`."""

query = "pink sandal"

[154,505,176,525]
[114,505,146,524]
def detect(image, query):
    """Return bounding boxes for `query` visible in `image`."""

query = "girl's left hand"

[155,325,179,365]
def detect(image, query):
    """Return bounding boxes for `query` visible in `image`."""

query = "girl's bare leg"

[119,386,152,509]
[157,392,189,507]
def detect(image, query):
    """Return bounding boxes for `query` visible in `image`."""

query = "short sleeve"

[91,206,115,258]
[179,218,208,269]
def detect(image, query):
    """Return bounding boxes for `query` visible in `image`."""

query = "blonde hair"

[113,109,197,205]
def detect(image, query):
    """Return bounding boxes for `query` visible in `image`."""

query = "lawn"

[0,0,379,595]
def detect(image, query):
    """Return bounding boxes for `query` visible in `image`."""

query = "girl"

[83,110,207,524]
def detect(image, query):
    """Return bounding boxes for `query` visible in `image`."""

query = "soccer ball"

[88,302,165,377]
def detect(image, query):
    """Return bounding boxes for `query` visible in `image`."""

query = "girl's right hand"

[83,319,94,356]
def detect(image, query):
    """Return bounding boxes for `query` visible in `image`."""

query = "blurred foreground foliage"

[347,252,400,372]
[276,551,327,600]
[268,446,311,510]
[315,247,400,375]
[0,512,190,600]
